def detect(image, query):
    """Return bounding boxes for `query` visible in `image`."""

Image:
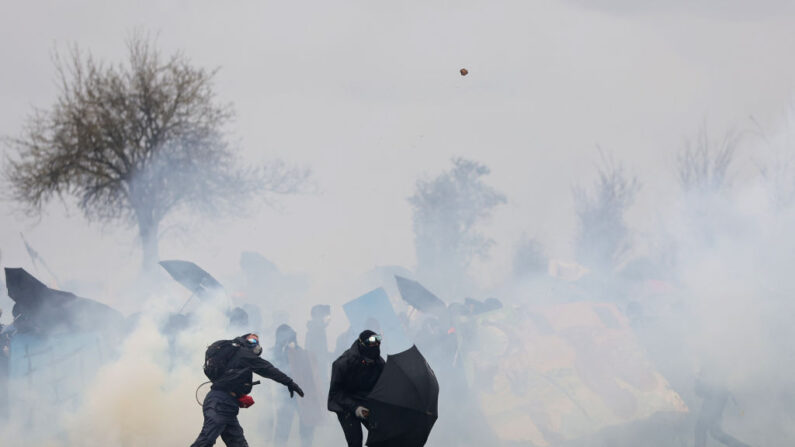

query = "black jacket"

[211,336,295,396]
[328,341,385,414]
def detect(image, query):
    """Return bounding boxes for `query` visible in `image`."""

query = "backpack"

[203,339,241,382]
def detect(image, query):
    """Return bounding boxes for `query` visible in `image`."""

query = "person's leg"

[694,418,708,447]
[274,401,295,446]
[220,417,249,447]
[190,395,228,447]
[336,412,363,447]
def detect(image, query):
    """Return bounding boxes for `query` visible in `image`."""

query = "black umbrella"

[366,345,439,447]
[159,260,223,299]
[4,268,124,335]
[394,276,446,315]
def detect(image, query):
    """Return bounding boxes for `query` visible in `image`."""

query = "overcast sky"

[2,0,795,314]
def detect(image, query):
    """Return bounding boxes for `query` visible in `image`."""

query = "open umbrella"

[4,268,124,335]
[394,276,446,315]
[159,260,223,299]
[366,345,439,447]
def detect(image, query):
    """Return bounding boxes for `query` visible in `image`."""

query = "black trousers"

[336,412,369,447]
[190,390,249,447]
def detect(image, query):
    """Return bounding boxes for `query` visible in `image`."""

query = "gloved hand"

[355,406,370,419]
[237,395,255,408]
[288,381,305,398]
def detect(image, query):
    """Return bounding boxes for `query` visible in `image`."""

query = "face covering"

[359,343,380,359]
[247,336,262,356]
[358,331,381,359]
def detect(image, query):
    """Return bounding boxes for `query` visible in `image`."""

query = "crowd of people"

[0,270,755,447]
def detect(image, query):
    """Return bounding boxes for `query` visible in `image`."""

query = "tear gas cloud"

[2,1,795,446]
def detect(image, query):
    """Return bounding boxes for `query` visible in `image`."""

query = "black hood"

[275,324,297,349]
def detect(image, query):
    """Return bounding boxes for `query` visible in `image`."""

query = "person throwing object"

[191,333,304,447]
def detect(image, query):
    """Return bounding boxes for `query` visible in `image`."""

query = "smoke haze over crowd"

[2,1,795,446]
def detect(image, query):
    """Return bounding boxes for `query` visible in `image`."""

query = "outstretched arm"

[244,355,304,397]
[246,355,293,386]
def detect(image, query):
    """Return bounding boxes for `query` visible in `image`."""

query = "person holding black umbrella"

[328,330,385,447]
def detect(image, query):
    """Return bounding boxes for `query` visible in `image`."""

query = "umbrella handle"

[178,294,196,314]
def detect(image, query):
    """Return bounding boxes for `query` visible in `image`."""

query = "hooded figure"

[305,305,331,379]
[328,330,385,447]
[694,375,751,447]
[271,324,317,447]
[190,333,305,447]
[273,324,298,369]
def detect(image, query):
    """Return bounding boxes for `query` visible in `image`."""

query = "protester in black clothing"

[328,330,385,447]
[271,324,316,447]
[694,376,751,447]
[191,333,305,447]
[305,304,331,380]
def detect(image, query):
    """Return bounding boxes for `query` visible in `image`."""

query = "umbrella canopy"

[159,260,223,299]
[4,268,124,335]
[366,345,439,447]
[394,276,446,315]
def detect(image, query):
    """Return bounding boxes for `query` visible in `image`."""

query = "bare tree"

[676,125,739,195]
[573,150,640,272]
[3,34,308,270]
[409,158,506,297]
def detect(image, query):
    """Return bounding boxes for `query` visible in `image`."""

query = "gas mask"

[247,335,263,356]
[358,331,382,359]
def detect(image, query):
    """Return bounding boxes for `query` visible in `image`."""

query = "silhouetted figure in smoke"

[328,330,385,447]
[334,325,356,359]
[227,307,249,331]
[271,324,316,447]
[191,333,305,447]
[418,303,497,446]
[305,305,331,381]
[162,312,190,371]
[694,376,751,447]
[413,316,457,372]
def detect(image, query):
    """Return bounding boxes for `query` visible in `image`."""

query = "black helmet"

[358,329,382,347]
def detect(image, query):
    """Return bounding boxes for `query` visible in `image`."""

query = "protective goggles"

[246,337,259,346]
[362,334,382,347]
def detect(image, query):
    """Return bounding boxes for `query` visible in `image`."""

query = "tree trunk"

[136,209,160,272]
